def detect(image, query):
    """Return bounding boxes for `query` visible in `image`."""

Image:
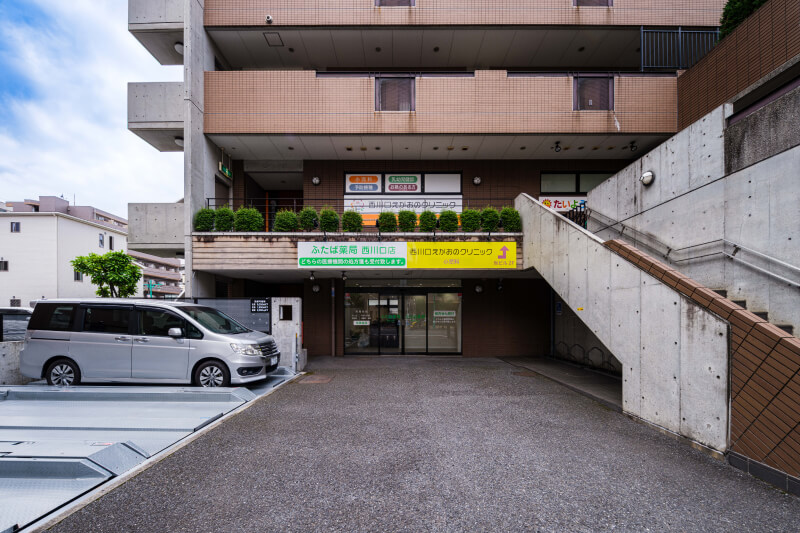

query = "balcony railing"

[641,28,719,70]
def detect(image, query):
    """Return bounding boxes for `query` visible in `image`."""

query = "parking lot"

[44,356,800,532]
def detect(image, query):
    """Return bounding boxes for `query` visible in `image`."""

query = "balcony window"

[74,270,83,282]
[109,235,114,251]
[375,0,415,6]
[574,76,613,111]
[376,77,415,112]
[99,234,104,248]
[10,222,20,233]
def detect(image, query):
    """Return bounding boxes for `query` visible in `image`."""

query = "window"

[83,306,131,334]
[99,234,104,248]
[375,0,415,5]
[376,77,415,111]
[541,173,578,193]
[574,76,613,110]
[0,261,8,272]
[10,222,20,233]
[28,304,77,332]
[574,0,612,6]
[579,173,613,193]
[108,235,114,251]
[74,270,83,282]
[542,172,613,193]
[139,309,184,337]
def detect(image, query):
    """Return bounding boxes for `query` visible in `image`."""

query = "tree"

[71,251,142,298]
[719,0,768,39]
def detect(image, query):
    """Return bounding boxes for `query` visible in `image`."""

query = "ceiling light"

[288,146,294,150]
[375,47,382,52]
[578,46,585,52]
[174,136,184,147]
[375,147,381,150]
[433,146,439,150]
[346,146,353,151]
[360,146,367,151]
[629,141,638,152]
[519,146,526,150]
[578,146,584,150]
[309,271,316,281]
[342,271,347,281]
[461,146,469,151]
[433,46,440,52]
[288,47,295,53]
[553,142,562,153]
[447,146,454,151]
[173,42,184,55]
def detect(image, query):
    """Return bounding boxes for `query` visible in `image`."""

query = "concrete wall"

[588,93,800,332]
[0,342,32,385]
[128,203,184,254]
[516,193,729,451]
[128,82,185,125]
[128,0,183,24]
[553,294,621,375]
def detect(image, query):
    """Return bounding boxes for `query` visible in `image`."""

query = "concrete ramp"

[516,193,729,452]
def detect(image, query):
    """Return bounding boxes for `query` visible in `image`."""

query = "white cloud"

[0,0,183,217]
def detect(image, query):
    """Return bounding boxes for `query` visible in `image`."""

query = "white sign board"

[424,173,461,193]
[385,174,422,194]
[343,195,462,215]
[345,174,382,194]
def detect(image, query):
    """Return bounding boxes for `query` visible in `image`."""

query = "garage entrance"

[343,282,462,355]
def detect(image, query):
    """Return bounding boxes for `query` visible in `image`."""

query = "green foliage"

[500,206,522,232]
[319,208,340,232]
[71,251,142,298]
[297,207,318,231]
[720,0,768,39]
[377,211,397,232]
[193,208,215,232]
[273,209,299,232]
[438,210,459,232]
[459,209,481,232]
[341,210,363,232]
[480,206,501,232]
[214,207,234,232]
[234,206,264,232]
[418,210,437,232]
[397,210,417,232]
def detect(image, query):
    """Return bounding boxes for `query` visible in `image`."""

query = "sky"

[0,0,183,218]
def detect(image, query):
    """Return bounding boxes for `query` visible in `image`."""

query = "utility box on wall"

[270,297,305,371]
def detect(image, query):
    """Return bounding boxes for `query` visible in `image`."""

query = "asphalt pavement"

[48,356,800,532]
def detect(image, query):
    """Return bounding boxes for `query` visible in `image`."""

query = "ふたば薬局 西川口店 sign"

[297,242,517,269]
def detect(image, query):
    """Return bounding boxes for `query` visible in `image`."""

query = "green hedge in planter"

[480,206,500,232]
[234,206,265,232]
[397,210,417,232]
[500,206,522,232]
[459,209,481,232]
[272,209,299,232]
[438,210,459,232]
[319,208,339,232]
[418,210,437,232]
[214,207,234,232]
[377,211,397,232]
[193,208,215,232]
[342,210,363,232]
[298,207,318,231]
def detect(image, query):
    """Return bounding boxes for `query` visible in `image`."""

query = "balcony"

[128,82,184,152]
[129,0,184,65]
[128,202,185,255]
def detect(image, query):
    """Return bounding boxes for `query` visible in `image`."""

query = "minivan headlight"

[230,343,261,356]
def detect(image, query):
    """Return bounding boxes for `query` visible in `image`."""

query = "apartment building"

[0,198,132,306]
[128,249,184,298]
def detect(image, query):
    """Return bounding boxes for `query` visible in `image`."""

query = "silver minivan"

[20,299,280,387]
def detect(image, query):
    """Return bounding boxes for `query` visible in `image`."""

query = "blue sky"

[0,0,183,217]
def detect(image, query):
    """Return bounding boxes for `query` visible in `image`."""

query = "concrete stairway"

[712,289,793,336]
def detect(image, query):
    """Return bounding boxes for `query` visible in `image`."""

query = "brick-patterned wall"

[303,159,626,210]
[678,0,800,129]
[205,71,678,135]
[205,0,724,27]
[605,239,800,480]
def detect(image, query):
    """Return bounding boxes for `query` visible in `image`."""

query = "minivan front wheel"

[46,359,81,386]
[194,361,230,388]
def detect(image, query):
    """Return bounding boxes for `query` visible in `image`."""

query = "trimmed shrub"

[193,208,215,232]
[480,206,501,232]
[214,207,234,232]
[397,210,417,232]
[297,207,318,231]
[500,206,522,232]
[720,0,768,39]
[459,208,481,232]
[342,210,363,232]
[319,208,339,232]
[418,210,437,232]
[272,209,299,232]
[234,206,265,232]
[377,211,397,232]
[438,210,459,232]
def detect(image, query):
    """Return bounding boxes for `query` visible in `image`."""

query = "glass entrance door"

[403,294,427,353]
[378,294,402,354]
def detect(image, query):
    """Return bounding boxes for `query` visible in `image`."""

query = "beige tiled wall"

[205,0,724,27]
[205,70,677,134]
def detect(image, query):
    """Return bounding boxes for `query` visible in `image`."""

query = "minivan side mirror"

[168,327,183,338]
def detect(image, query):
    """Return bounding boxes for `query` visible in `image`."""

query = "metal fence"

[642,28,719,70]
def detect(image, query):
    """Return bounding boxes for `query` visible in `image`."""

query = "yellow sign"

[406,242,517,269]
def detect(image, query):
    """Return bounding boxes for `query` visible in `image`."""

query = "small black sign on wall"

[250,298,270,313]
[279,305,293,321]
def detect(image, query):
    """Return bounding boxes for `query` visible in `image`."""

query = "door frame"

[343,286,462,356]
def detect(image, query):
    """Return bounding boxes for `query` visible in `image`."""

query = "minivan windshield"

[181,306,250,334]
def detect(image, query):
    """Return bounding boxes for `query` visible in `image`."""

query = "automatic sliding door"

[379,294,402,354]
[344,292,379,354]
[404,294,427,353]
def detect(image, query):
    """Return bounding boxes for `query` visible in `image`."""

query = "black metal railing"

[641,28,719,70]
[564,203,588,229]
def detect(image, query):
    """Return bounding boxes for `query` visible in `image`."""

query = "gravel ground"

[49,356,800,532]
